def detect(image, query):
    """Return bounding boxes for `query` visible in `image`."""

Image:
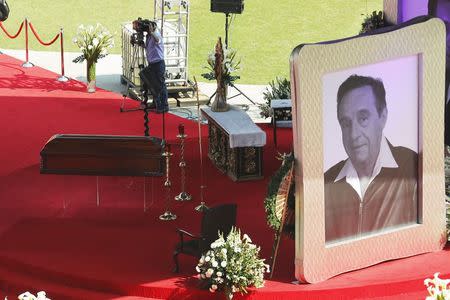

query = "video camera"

[132,17,156,33]
[130,18,156,47]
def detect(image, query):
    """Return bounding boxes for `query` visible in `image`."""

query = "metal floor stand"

[120,44,149,113]
[206,82,256,106]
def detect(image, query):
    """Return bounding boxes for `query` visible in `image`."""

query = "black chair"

[173,203,237,273]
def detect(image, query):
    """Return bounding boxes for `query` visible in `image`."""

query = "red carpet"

[0,54,448,300]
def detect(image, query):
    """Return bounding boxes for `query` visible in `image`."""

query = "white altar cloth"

[201,106,266,148]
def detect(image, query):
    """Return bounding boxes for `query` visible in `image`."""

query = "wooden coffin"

[40,134,164,176]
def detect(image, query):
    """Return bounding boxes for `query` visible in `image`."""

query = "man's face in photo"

[337,85,387,171]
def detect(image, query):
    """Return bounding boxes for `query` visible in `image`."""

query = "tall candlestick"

[175,128,192,202]
[193,76,208,212]
[159,145,177,221]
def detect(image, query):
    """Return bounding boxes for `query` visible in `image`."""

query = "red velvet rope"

[0,21,25,39]
[28,22,59,46]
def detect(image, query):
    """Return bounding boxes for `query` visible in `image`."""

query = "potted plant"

[196,227,270,299]
[259,77,291,127]
[72,24,114,93]
[360,10,385,34]
[201,37,240,112]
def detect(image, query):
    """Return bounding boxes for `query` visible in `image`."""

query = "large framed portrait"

[290,17,446,283]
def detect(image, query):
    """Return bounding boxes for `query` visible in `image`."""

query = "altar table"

[201,106,266,181]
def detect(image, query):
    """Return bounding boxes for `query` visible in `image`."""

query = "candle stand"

[159,144,177,221]
[175,123,192,202]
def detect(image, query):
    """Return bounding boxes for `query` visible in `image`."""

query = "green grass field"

[1,0,382,84]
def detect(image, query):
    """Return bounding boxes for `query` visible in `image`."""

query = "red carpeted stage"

[0,54,448,300]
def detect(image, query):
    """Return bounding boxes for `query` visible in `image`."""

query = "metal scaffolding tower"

[154,0,191,90]
[121,0,193,95]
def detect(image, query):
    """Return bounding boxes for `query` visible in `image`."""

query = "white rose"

[212,261,218,267]
[92,38,99,46]
[221,248,227,254]
[216,271,222,277]
[87,45,93,50]
[18,292,37,300]
[36,291,48,300]
[205,256,211,262]
[206,268,214,278]
[221,261,227,267]
[195,266,201,273]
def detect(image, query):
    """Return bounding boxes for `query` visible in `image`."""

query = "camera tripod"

[120,41,149,113]
[120,41,154,136]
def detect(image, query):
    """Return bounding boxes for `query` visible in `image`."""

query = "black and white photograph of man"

[322,56,420,243]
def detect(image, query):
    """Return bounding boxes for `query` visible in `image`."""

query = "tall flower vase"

[211,84,229,112]
[86,61,96,93]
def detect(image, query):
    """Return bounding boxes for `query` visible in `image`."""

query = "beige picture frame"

[290,18,447,283]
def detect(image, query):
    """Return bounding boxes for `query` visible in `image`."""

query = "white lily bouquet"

[72,23,114,90]
[196,227,270,300]
[424,273,450,300]
[72,23,114,64]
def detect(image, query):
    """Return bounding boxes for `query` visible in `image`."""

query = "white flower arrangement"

[72,23,114,64]
[196,227,270,300]
[201,38,240,86]
[424,273,450,300]
[16,291,50,300]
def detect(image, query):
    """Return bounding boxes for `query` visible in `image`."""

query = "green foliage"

[196,227,269,299]
[259,77,291,119]
[264,153,294,233]
[360,10,385,34]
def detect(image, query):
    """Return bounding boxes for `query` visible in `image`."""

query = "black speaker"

[0,0,9,22]
[211,0,244,14]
